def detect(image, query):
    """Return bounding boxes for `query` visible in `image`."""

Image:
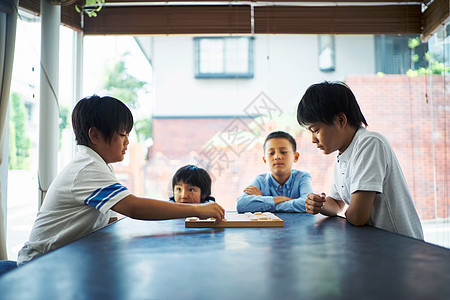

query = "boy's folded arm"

[112,194,224,220]
[274,179,313,212]
[273,196,292,205]
[344,191,376,226]
[243,185,262,196]
[236,193,276,213]
[275,196,306,212]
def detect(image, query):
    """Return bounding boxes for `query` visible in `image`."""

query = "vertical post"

[0,109,9,260]
[0,0,18,260]
[38,1,60,207]
[72,30,83,157]
[74,30,83,105]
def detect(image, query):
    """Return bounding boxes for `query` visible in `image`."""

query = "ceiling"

[9,0,450,40]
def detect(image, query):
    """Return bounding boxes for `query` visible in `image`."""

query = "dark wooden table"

[1,213,449,299]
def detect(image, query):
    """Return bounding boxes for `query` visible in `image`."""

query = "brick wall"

[144,117,266,210]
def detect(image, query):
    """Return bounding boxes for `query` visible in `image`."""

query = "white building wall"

[152,34,375,117]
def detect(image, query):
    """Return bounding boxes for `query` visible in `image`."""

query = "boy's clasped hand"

[305,193,326,214]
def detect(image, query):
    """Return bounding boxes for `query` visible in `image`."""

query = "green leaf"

[408,37,420,49]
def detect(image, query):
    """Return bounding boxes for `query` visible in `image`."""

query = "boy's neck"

[88,143,110,165]
[272,171,291,186]
[339,126,359,154]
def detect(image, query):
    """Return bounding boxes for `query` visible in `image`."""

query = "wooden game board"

[185,212,283,228]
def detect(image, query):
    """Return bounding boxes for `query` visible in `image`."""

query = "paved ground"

[5,170,450,260]
[421,218,450,249]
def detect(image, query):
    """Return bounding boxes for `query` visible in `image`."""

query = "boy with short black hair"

[236,131,313,213]
[297,81,423,239]
[18,95,224,265]
[169,165,216,204]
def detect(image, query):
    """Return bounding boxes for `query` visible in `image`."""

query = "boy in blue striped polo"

[18,95,224,265]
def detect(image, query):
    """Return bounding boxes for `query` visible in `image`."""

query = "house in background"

[127,34,376,209]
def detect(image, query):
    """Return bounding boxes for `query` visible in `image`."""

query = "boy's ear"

[336,112,348,128]
[88,127,102,145]
[294,152,300,162]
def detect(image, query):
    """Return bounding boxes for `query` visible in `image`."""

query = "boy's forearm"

[345,191,376,226]
[113,195,199,220]
[274,197,307,213]
[273,196,292,205]
[320,197,345,216]
[140,200,200,220]
[236,194,275,213]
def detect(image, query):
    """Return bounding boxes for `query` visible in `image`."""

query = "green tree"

[407,37,450,76]
[103,53,152,144]
[8,119,17,169]
[9,93,30,169]
[59,105,69,149]
[134,118,153,144]
[103,53,147,110]
[408,37,420,70]
[407,52,450,76]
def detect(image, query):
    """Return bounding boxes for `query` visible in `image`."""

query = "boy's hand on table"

[305,193,326,214]
[244,185,263,196]
[195,202,225,222]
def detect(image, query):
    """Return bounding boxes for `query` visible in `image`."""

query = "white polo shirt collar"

[337,126,366,163]
[77,145,113,172]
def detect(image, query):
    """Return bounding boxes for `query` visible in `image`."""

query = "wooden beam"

[83,5,251,35]
[18,0,39,15]
[18,0,82,31]
[254,5,422,34]
[422,0,450,41]
[61,2,82,31]
[104,0,424,3]
[16,1,431,36]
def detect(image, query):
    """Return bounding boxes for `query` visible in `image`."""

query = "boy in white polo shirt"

[18,95,224,265]
[296,81,423,240]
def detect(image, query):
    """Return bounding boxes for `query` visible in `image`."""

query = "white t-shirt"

[17,145,132,265]
[330,127,424,240]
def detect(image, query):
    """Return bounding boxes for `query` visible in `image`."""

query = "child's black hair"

[171,165,214,203]
[263,131,297,152]
[72,95,134,145]
[297,81,368,128]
